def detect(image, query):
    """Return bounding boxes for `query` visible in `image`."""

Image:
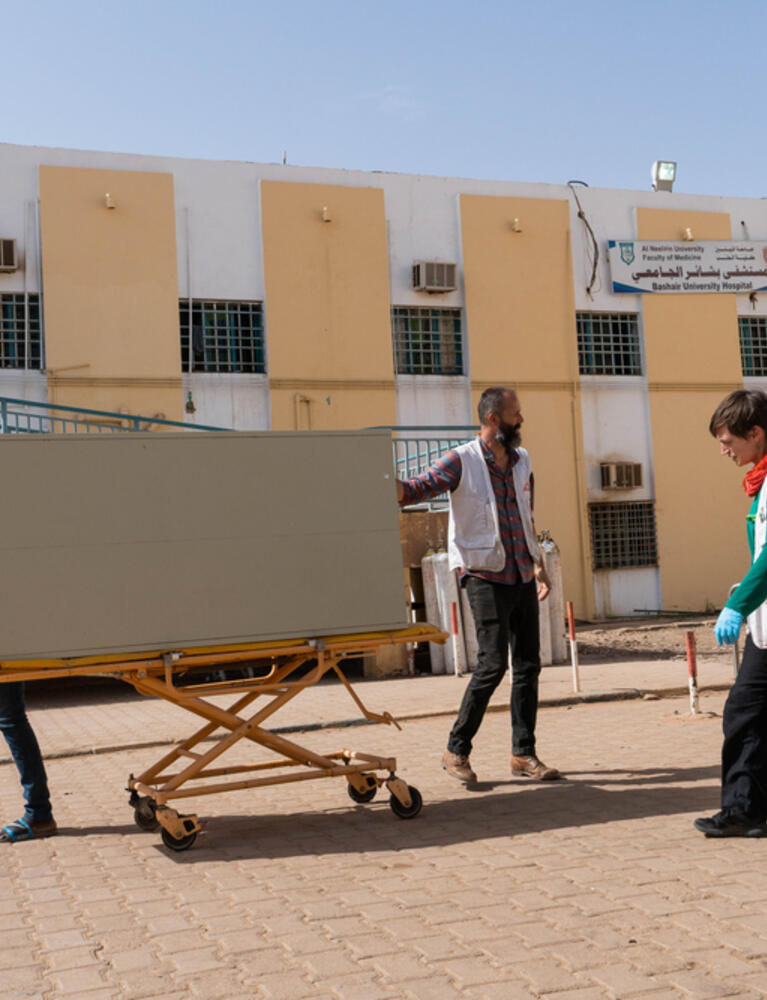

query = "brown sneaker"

[511,755,561,781]
[442,751,477,784]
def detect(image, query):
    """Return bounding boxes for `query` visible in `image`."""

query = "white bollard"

[542,536,567,664]
[430,552,468,676]
[421,553,446,674]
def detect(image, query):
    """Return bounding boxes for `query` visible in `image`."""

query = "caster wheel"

[347,780,377,804]
[389,785,423,819]
[161,827,197,852]
[133,797,159,831]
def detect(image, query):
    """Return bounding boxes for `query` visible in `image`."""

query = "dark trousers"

[721,635,767,821]
[447,576,541,757]
[0,682,52,823]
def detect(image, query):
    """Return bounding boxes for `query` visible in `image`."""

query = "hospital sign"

[608,240,767,294]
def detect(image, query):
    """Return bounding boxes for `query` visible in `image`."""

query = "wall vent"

[412,261,457,292]
[0,239,17,272]
[600,462,642,490]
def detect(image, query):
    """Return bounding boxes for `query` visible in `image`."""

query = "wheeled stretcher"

[0,624,445,851]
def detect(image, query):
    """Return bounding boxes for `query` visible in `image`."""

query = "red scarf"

[744,453,767,496]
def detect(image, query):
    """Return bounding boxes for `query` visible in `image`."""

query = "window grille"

[392,307,463,376]
[588,501,658,570]
[577,312,642,376]
[0,293,42,370]
[180,300,265,374]
[739,316,767,376]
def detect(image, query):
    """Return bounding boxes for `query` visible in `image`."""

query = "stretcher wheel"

[389,785,422,819]
[347,781,377,804]
[160,827,197,852]
[133,797,159,831]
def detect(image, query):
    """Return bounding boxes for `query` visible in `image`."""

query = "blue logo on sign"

[619,242,635,266]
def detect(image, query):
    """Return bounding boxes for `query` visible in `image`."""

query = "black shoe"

[693,812,767,838]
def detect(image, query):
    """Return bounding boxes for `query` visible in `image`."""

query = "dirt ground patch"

[575,615,732,663]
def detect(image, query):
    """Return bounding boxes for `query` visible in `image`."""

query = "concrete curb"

[0,682,733,767]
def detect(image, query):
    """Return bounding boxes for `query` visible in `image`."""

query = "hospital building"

[0,141,764,620]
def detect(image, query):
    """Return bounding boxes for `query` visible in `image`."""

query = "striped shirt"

[399,438,536,585]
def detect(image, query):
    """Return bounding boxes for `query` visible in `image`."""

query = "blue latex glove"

[714,607,744,646]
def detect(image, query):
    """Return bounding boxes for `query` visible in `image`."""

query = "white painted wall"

[0,372,47,404]
[579,376,661,617]
[182,374,269,430]
[394,375,472,428]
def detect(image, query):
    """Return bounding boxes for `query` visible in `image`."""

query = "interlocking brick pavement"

[4,687,767,998]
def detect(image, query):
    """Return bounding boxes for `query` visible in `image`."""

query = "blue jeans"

[0,683,53,823]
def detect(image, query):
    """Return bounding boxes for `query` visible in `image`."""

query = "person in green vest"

[697,389,767,837]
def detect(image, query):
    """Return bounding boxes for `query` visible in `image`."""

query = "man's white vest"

[447,438,541,573]
[747,478,767,649]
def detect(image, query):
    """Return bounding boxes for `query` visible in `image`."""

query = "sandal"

[0,818,57,843]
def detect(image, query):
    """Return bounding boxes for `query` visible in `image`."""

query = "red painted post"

[567,601,577,641]
[449,602,461,678]
[450,602,459,635]
[566,601,580,694]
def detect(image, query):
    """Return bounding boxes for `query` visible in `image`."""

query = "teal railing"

[0,397,228,435]
[369,425,477,500]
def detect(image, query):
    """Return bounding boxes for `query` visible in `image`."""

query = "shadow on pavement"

[470,764,721,790]
[126,767,723,862]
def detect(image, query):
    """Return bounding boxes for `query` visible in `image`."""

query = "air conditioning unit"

[412,261,457,293]
[0,239,18,272]
[600,462,642,490]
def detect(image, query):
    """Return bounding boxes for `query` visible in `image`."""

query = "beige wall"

[460,195,592,615]
[637,207,746,610]
[39,165,183,421]
[261,181,396,430]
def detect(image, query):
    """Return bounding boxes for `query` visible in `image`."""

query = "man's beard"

[495,420,522,449]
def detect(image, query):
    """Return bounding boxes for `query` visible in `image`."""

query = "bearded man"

[396,386,561,784]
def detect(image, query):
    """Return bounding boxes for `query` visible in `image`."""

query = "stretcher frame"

[0,624,446,851]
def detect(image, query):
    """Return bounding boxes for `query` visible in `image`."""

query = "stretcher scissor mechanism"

[1,624,444,852]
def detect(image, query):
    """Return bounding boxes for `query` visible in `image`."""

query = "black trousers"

[447,575,541,757]
[721,634,767,821]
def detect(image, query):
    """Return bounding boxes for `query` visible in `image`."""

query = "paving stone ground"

[2,684,766,1000]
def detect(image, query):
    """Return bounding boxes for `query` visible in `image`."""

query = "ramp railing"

[369,425,478,504]
[0,397,227,435]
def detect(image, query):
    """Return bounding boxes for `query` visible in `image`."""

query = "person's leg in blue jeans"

[0,682,56,842]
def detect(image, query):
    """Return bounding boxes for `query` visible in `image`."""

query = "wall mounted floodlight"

[651,161,677,192]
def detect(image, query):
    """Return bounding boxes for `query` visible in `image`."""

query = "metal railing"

[0,397,228,435]
[370,425,478,502]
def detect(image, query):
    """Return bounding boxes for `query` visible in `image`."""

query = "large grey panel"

[0,430,405,660]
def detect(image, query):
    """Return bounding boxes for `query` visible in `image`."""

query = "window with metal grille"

[739,316,767,376]
[392,307,463,375]
[577,312,642,376]
[0,293,42,370]
[179,300,265,374]
[588,501,658,570]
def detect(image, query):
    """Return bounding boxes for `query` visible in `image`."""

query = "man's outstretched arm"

[396,450,462,506]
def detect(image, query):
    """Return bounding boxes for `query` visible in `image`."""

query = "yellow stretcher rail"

[0,624,447,851]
